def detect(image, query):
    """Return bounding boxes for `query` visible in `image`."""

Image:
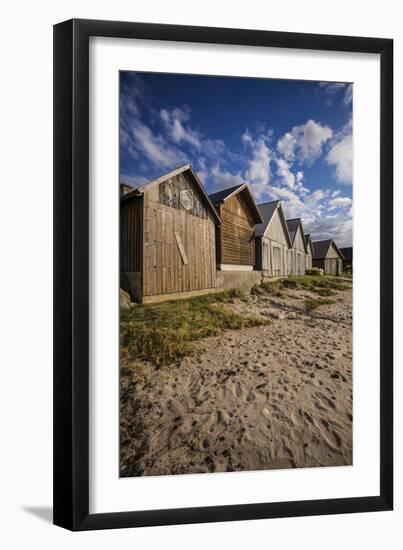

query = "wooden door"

[273,246,281,276]
[326,258,337,275]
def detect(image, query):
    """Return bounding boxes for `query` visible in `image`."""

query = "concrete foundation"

[142,287,219,304]
[216,270,263,294]
[121,269,288,304]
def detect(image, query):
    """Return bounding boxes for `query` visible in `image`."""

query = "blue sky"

[120,72,353,246]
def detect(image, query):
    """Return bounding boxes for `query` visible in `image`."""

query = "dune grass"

[120,289,267,366]
[255,275,350,297]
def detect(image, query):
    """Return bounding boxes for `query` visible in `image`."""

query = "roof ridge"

[257,200,279,206]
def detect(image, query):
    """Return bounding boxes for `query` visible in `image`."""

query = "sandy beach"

[120,282,352,477]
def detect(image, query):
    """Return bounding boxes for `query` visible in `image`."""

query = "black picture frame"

[53,18,393,531]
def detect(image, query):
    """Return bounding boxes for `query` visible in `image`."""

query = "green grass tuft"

[255,275,350,296]
[255,280,284,296]
[120,290,267,365]
[311,287,337,297]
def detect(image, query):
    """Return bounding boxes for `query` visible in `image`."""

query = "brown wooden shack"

[286,218,308,275]
[254,200,292,276]
[120,164,221,303]
[209,184,263,271]
[312,239,344,276]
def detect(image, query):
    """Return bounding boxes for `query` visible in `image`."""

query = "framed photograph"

[53,19,393,530]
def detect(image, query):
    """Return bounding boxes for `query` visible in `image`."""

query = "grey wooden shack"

[286,218,308,275]
[312,239,344,276]
[305,234,314,271]
[120,164,221,303]
[254,200,292,276]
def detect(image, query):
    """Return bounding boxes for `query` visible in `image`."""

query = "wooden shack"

[120,164,221,302]
[209,184,263,271]
[254,200,292,276]
[286,218,308,275]
[305,234,314,271]
[340,247,353,273]
[312,239,344,276]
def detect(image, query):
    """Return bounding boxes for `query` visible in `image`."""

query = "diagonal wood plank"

[175,231,188,265]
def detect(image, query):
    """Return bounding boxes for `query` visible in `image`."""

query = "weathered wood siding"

[142,172,216,297]
[217,194,255,267]
[257,208,290,276]
[305,252,312,270]
[326,243,341,259]
[312,243,343,275]
[313,258,341,275]
[120,195,143,272]
[290,227,306,275]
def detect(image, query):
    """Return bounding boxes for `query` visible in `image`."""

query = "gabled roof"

[209,183,263,224]
[208,184,244,203]
[312,239,344,260]
[121,164,221,225]
[286,218,308,253]
[340,247,353,261]
[255,200,292,247]
[120,183,134,197]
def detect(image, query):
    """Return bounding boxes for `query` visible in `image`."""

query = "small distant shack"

[120,164,221,302]
[312,239,344,276]
[254,200,292,276]
[340,247,353,273]
[286,218,308,275]
[209,184,263,271]
[305,234,314,271]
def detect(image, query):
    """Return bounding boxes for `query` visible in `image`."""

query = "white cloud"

[305,213,352,248]
[326,133,353,184]
[243,134,273,199]
[343,84,353,105]
[160,107,202,149]
[319,82,346,92]
[241,129,253,145]
[275,157,295,189]
[317,82,352,107]
[305,189,326,203]
[329,196,353,209]
[276,132,295,161]
[203,138,226,159]
[120,173,149,187]
[277,119,333,165]
[210,164,244,191]
[131,121,187,168]
[268,186,305,218]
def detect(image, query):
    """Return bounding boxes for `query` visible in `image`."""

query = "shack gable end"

[293,226,306,252]
[325,242,343,259]
[219,193,256,267]
[265,208,289,246]
[222,193,256,227]
[155,171,215,223]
